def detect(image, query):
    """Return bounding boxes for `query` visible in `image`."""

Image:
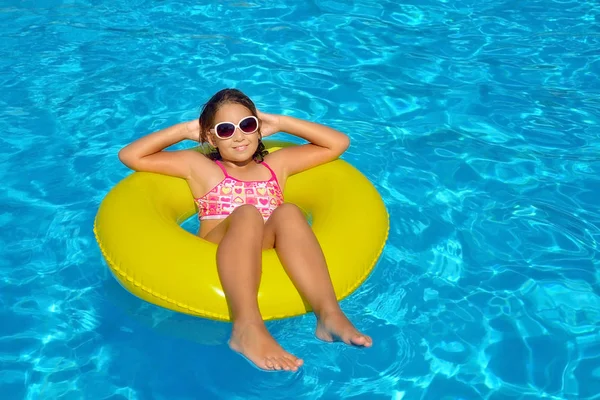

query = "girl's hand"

[185,119,201,141]
[257,110,281,137]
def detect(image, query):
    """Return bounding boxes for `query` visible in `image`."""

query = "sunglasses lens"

[216,123,235,138]
[239,117,258,133]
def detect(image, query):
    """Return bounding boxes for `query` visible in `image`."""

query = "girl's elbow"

[342,135,350,150]
[335,135,350,155]
[320,136,349,158]
[118,148,138,169]
[118,148,129,164]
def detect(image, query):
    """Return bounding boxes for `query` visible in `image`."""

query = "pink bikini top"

[194,160,284,221]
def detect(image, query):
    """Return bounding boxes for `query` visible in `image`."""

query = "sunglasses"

[211,116,259,139]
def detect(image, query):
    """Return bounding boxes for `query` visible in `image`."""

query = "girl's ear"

[206,130,216,147]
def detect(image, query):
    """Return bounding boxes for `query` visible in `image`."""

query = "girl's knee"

[231,204,264,224]
[273,203,305,219]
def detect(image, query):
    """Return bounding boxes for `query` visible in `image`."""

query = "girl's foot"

[315,310,373,347]
[229,321,304,372]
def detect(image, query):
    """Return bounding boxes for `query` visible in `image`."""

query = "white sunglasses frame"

[211,116,259,139]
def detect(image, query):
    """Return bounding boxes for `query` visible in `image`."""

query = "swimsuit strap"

[216,160,279,183]
[261,161,279,183]
[214,160,229,178]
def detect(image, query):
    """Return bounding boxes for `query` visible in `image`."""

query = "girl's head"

[198,88,267,163]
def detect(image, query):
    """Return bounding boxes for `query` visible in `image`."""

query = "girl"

[118,88,372,372]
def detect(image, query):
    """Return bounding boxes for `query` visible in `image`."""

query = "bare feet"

[315,310,373,347]
[228,321,304,372]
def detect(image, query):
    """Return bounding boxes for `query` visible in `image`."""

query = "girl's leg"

[204,205,303,372]
[262,203,372,347]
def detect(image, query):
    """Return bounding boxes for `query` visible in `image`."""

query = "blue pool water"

[2,0,599,398]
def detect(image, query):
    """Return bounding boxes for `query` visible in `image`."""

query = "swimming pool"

[2,0,599,398]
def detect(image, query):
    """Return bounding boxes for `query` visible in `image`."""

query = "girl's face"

[209,102,260,163]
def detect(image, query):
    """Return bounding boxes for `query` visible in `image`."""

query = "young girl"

[118,88,372,372]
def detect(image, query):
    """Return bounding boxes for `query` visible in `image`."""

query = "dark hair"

[198,88,268,162]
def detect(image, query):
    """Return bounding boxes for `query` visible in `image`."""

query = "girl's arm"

[262,112,350,178]
[118,120,208,179]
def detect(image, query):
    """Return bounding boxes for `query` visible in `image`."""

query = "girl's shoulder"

[183,149,223,176]
[186,151,228,196]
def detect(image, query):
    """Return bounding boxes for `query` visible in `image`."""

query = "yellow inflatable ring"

[94,141,389,321]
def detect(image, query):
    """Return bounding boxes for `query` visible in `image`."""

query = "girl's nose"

[232,127,245,140]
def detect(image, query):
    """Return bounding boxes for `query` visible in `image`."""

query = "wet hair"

[198,88,268,162]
